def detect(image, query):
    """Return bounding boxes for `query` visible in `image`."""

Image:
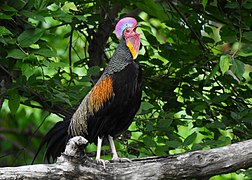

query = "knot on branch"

[63,136,88,157]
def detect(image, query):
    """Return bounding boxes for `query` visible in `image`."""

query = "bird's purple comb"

[115,17,138,38]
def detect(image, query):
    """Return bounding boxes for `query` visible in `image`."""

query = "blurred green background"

[1,0,252,179]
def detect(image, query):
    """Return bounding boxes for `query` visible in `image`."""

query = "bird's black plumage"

[32,36,142,163]
[85,39,142,143]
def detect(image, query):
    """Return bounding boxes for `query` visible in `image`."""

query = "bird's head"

[115,17,140,60]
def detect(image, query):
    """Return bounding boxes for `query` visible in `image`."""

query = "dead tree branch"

[1,137,252,179]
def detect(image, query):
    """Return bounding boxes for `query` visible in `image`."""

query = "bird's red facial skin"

[124,26,140,60]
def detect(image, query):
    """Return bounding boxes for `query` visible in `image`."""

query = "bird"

[32,17,142,167]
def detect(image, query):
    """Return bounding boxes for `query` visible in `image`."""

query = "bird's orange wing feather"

[88,76,114,115]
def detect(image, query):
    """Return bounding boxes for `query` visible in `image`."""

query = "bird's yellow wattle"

[127,41,137,59]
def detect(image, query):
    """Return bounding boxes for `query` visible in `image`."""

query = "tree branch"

[68,26,74,85]
[87,3,121,73]
[1,137,252,179]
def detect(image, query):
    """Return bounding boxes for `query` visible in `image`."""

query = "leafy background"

[1,0,252,179]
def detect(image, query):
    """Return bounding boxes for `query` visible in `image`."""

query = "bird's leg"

[96,136,109,168]
[108,135,119,160]
[108,135,131,162]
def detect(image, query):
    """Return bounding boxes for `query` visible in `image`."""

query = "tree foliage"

[1,0,252,178]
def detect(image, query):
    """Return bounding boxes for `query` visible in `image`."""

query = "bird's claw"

[111,157,132,163]
[96,158,109,169]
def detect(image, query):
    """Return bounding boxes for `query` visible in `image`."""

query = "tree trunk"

[1,137,252,179]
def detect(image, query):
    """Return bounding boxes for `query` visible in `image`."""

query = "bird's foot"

[96,158,109,169]
[111,157,132,163]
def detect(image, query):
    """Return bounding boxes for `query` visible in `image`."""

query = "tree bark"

[1,137,252,179]
[88,3,121,68]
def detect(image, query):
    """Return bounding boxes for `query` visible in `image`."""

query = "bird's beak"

[134,24,141,31]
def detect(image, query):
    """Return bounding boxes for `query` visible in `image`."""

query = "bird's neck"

[106,39,134,73]
[113,39,132,61]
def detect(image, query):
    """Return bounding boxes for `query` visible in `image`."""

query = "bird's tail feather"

[32,120,70,164]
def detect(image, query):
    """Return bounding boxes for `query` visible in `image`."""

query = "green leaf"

[191,143,204,151]
[75,15,86,21]
[218,136,231,146]
[143,136,156,147]
[155,146,166,156]
[7,0,28,10]
[225,2,239,9]
[205,64,219,84]
[230,59,245,80]
[33,48,56,57]
[54,93,72,105]
[0,5,18,12]
[157,118,173,131]
[230,111,242,120]
[21,10,45,21]
[62,2,78,12]
[8,89,20,114]
[183,132,197,147]
[0,26,12,36]
[87,66,100,76]
[194,91,211,104]
[0,13,13,20]
[244,169,252,179]
[23,54,38,62]
[17,28,45,47]
[243,2,252,9]
[220,26,237,43]
[141,101,154,111]
[219,55,231,75]
[16,62,35,79]
[50,9,73,23]
[7,49,26,59]
[0,37,15,45]
[201,0,208,9]
[166,140,181,148]
[143,30,159,46]
[34,0,49,10]
[240,45,252,57]
[244,31,252,41]
[42,60,68,68]
[134,0,168,21]
[212,93,230,104]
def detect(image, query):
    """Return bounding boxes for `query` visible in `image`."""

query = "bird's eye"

[125,28,130,33]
